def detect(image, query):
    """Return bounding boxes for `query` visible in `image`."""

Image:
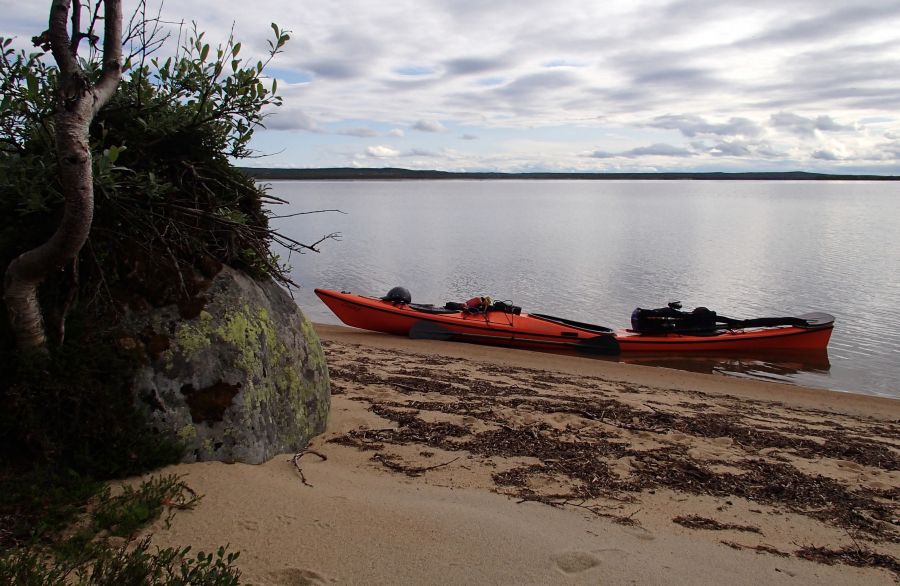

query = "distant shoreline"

[241,167,899,181]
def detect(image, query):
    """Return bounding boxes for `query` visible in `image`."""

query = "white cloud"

[264,110,321,132]
[337,127,379,137]
[9,0,900,172]
[649,114,762,138]
[812,149,840,160]
[412,119,447,133]
[365,145,400,158]
[588,143,696,158]
[770,112,856,137]
[407,148,440,157]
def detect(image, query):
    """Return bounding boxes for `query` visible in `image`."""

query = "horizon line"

[240,167,900,181]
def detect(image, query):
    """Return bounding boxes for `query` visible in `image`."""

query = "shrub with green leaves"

[0,19,294,473]
[92,474,201,537]
[0,537,242,586]
[1,21,294,335]
[0,474,239,585]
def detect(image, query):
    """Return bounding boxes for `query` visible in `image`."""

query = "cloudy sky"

[5,0,900,173]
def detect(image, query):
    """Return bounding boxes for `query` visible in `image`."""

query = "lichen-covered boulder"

[120,265,329,464]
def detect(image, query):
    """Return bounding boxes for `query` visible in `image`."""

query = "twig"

[417,456,460,472]
[270,209,347,219]
[390,382,421,393]
[516,494,606,517]
[290,449,328,486]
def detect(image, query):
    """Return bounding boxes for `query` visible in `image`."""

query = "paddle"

[408,320,621,355]
[575,335,621,356]
[717,312,835,330]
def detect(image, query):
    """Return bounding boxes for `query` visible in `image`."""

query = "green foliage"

[0,39,61,276]
[93,22,292,284]
[0,21,293,320]
[0,536,242,586]
[92,475,201,537]
[133,22,288,160]
[0,547,69,586]
[0,473,239,585]
[0,37,57,158]
[0,469,101,547]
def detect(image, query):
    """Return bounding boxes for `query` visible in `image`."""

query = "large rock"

[121,265,330,464]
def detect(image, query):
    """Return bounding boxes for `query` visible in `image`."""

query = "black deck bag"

[631,303,717,334]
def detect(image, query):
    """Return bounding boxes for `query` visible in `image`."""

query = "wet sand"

[146,323,900,585]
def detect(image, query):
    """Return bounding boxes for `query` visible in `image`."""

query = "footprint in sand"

[552,549,627,574]
[834,459,863,471]
[552,551,602,574]
[267,568,333,585]
[312,518,335,529]
[239,519,260,531]
[276,513,299,524]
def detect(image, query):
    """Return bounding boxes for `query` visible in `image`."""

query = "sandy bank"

[146,323,900,585]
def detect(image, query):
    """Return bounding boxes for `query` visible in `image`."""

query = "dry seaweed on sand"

[673,515,761,533]
[370,453,460,477]
[322,339,900,574]
[720,541,791,557]
[796,545,900,576]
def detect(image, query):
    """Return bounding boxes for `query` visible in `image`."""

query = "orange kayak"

[314,289,834,356]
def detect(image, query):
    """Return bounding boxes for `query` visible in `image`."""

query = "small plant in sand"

[0,474,241,585]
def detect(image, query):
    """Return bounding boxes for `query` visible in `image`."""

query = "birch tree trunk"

[2,0,122,351]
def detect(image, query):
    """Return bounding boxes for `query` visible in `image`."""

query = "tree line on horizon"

[240,167,899,181]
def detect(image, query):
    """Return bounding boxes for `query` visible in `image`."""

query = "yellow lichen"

[173,320,213,356]
[178,424,197,441]
[164,292,328,444]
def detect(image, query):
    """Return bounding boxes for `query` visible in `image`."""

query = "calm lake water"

[267,180,900,399]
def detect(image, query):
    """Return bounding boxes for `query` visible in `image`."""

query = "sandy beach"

[146,323,900,585]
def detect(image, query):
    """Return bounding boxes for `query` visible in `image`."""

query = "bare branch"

[124,1,172,68]
[269,230,341,254]
[85,0,104,55]
[69,0,81,54]
[307,232,342,251]
[269,209,346,219]
[48,0,78,77]
[92,0,123,113]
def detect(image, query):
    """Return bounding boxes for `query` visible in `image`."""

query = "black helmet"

[382,286,411,303]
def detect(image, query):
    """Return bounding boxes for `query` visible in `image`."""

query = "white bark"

[2,0,122,351]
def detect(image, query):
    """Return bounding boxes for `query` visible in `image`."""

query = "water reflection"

[614,349,831,382]
[510,344,830,384]
[470,342,831,385]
